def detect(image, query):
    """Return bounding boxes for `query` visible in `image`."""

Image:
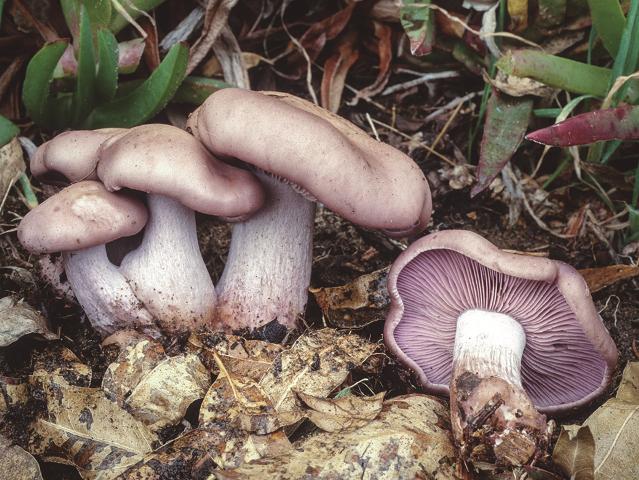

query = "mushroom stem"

[119,194,216,333]
[450,309,549,467]
[216,173,315,338]
[64,245,156,336]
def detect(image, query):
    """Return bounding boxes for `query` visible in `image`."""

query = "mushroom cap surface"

[384,230,618,414]
[187,88,431,236]
[18,180,148,254]
[31,129,124,182]
[96,124,265,218]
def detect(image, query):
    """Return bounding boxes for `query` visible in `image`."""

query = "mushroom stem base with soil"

[120,194,216,333]
[64,245,156,336]
[215,173,315,339]
[450,310,550,467]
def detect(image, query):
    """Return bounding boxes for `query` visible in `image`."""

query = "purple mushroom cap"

[384,230,618,414]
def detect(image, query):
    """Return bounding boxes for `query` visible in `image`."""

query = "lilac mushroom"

[17,181,155,336]
[187,88,432,339]
[384,230,617,466]
[96,124,265,333]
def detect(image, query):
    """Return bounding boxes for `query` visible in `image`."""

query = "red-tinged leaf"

[526,104,639,147]
[299,4,355,61]
[139,15,160,71]
[471,92,533,197]
[400,0,435,56]
[321,33,359,113]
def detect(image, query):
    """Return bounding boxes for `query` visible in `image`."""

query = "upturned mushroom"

[188,88,432,339]
[384,230,617,466]
[96,124,265,332]
[17,181,154,336]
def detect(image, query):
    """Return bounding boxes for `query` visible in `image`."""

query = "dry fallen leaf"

[125,353,211,432]
[30,344,92,387]
[0,137,25,202]
[297,391,385,432]
[0,376,29,415]
[189,332,284,381]
[310,267,390,329]
[28,378,159,479]
[578,265,639,294]
[0,297,57,347]
[0,434,43,480]
[259,329,377,427]
[211,394,459,479]
[584,362,639,479]
[552,425,595,480]
[487,71,556,98]
[102,336,166,405]
[199,356,281,435]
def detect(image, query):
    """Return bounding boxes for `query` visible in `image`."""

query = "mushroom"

[384,230,618,466]
[30,128,125,182]
[187,88,432,339]
[96,123,265,332]
[17,181,155,336]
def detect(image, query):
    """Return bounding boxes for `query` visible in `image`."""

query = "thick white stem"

[64,245,155,336]
[453,309,525,386]
[216,173,315,332]
[120,194,216,332]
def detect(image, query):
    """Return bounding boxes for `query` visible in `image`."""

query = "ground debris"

[0,297,57,347]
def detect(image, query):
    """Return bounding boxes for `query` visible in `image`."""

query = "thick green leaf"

[399,0,435,56]
[96,29,118,101]
[0,115,19,148]
[22,40,69,127]
[471,92,533,197]
[72,5,96,125]
[173,76,232,105]
[84,43,188,128]
[586,0,624,56]
[496,50,611,97]
[108,0,167,34]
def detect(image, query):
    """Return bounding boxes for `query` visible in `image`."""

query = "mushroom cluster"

[384,230,618,466]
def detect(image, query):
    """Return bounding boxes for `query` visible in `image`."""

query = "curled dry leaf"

[0,434,43,480]
[320,32,359,113]
[28,378,158,479]
[125,353,211,432]
[0,136,25,202]
[583,362,639,479]
[30,344,92,387]
[578,265,639,294]
[211,394,459,479]
[259,329,377,426]
[552,425,595,480]
[189,332,284,381]
[486,70,556,98]
[296,391,385,433]
[0,297,57,347]
[310,267,390,329]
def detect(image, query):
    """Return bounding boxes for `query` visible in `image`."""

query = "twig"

[427,100,464,159]
[382,70,460,96]
[366,113,380,141]
[424,91,481,124]
[369,118,456,166]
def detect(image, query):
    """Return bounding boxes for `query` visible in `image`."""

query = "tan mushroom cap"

[187,88,432,236]
[18,180,148,254]
[96,124,265,218]
[30,128,125,182]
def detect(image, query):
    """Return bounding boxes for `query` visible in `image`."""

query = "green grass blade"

[96,28,118,101]
[72,5,97,126]
[84,42,188,128]
[108,0,166,34]
[586,0,624,56]
[0,115,19,147]
[22,40,69,127]
[0,0,5,28]
[496,50,611,97]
